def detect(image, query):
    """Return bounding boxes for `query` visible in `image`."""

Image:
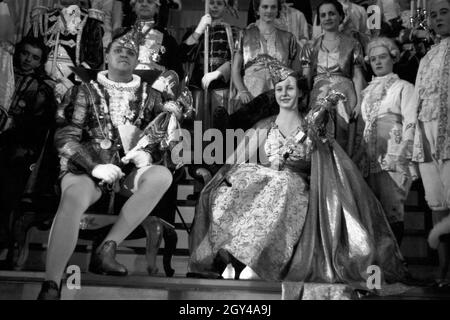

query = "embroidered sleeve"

[400,82,419,159]
[54,85,100,175]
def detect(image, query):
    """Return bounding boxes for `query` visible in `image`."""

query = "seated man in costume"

[37,29,191,300]
[0,37,56,252]
[29,0,105,102]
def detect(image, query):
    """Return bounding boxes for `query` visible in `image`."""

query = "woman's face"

[209,0,226,20]
[430,0,450,37]
[369,46,394,77]
[319,3,342,32]
[275,76,300,110]
[134,0,159,20]
[257,0,278,23]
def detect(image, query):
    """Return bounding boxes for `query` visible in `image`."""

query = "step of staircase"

[0,271,282,300]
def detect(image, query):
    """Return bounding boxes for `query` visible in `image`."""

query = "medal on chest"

[100,139,112,150]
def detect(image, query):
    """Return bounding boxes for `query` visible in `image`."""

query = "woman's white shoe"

[221,264,236,279]
[239,266,260,280]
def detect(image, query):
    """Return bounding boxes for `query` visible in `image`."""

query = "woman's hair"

[365,37,401,64]
[252,0,282,19]
[316,0,345,25]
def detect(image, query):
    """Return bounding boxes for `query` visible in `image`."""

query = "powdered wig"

[365,37,401,64]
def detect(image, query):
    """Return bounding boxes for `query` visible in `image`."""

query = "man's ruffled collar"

[97,71,141,92]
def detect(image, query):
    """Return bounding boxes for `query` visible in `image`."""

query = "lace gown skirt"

[190,163,309,281]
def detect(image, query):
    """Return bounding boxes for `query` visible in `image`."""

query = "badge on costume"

[100,139,112,150]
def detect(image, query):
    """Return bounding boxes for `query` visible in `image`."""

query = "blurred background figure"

[0,0,16,132]
[180,0,239,131]
[0,36,56,254]
[28,0,104,102]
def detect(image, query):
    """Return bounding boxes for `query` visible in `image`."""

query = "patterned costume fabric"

[54,72,183,181]
[413,38,450,162]
[237,22,299,101]
[360,73,418,223]
[133,20,184,79]
[29,5,104,99]
[189,98,409,287]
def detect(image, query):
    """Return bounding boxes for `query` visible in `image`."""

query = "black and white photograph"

[0,0,449,305]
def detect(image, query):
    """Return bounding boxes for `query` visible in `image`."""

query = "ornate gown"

[189,103,408,287]
[189,120,313,280]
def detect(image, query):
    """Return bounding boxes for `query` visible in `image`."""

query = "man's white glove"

[122,149,153,168]
[195,14,212,35]
[202,70,221,89]
[92,164,125,184]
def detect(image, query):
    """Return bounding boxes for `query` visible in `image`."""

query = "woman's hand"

[237,90,253,104]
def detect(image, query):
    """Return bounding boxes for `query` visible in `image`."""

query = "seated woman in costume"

[188,60,408,287]
[302,0,366,157]
[359,37,418,246]
[179,0,239,130]
[230,0,300,113]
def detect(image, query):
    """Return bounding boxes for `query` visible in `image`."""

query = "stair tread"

[0,271,282,293]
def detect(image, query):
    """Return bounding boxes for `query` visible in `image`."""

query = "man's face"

[106,42,139,75]
[134,0,160,20]
[18,44,43,73]
[430,0,450,37]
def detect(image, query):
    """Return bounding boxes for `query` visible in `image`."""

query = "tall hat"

[267,59,296,85]
[111,28,139,54]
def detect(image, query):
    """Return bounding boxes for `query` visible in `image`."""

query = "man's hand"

[92,164,125,184]
[202,71,221,89]
[121,150,152,168]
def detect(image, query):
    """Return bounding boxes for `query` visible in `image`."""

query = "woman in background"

[302,0,366,157]
[230,0,300,113]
